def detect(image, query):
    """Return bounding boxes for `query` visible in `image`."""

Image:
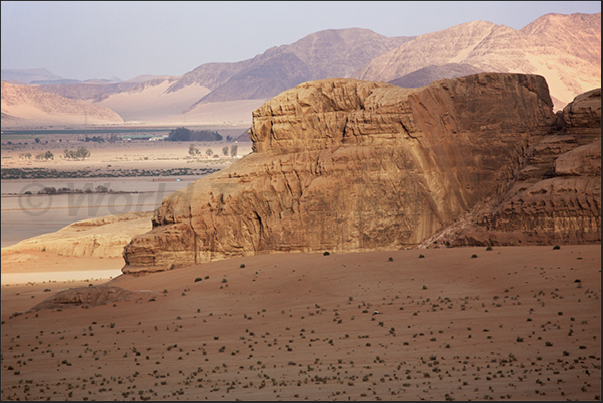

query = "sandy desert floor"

[1,136,254,177]
[1,245,600,401]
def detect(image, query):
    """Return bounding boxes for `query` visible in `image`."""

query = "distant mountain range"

[1,12,600,127]
[1,81,123,126]
[1,68,123,85]
[355,13,601,109]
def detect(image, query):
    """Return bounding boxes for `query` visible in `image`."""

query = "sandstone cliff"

[123,73,572,274]
[438,88,601,247]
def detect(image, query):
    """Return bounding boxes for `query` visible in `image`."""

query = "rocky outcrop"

[29,285,155,311]
[123,73,565,274]
[445,88,600,246]
[2,212,152,258]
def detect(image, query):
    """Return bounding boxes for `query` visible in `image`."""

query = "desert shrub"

[486,245,493,251]
[471,254,478,258]
[323,251,330,256]
[240,264,246,268]
[418,254,425,258]
[194,278,202,283]
[553,245,560,250]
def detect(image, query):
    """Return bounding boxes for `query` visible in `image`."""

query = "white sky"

[1,1,600,81]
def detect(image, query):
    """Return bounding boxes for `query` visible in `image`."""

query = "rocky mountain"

[1,80,124,126]
[1,68,65,84]
[520,12,601,65]
[121,73,600,274]
[182,28,413,106]
[356,13,601,109]
[388,63,482,88]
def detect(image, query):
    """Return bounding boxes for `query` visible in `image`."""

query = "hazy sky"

[1,1,601,81]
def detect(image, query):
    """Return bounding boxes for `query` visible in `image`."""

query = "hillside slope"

[1,81,124,126]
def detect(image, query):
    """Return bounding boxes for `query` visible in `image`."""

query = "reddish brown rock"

[123,73,566,274]
[446,89,600,247]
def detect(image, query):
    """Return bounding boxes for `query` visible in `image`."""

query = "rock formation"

[440,88,601,246]
[2,212,152,258]
[120,73,597,275]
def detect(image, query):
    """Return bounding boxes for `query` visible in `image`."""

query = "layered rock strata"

[447,88,601,246]
[123,73,564,274]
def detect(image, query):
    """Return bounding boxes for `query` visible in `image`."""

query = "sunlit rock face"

[123,73,572,274]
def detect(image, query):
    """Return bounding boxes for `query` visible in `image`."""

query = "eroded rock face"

[123,73,564,274]
[448,88,601,246]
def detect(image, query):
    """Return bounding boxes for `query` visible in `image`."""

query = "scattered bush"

[194,278,202,283]
[166,127,222,142]
[323,251,330,256]
[553,245,560,250]
[471,254,478,258]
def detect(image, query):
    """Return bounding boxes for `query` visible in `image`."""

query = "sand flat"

[1,245,600,401]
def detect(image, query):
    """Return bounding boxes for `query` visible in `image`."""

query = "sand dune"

[96,80,211,123]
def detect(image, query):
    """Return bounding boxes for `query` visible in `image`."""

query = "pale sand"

[1,270,122,285]
[1,140,254,173]
[1,244,600,401]
[96,81,212,123]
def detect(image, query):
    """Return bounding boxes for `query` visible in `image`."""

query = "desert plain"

[1,241,601,401]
